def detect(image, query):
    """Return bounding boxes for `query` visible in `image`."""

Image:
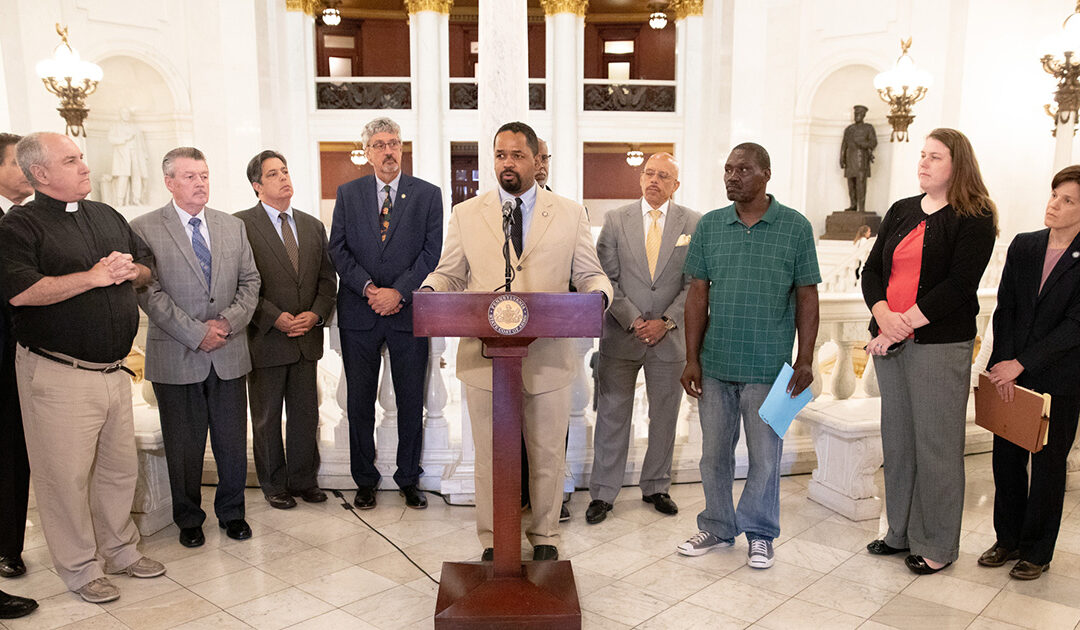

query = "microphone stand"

[502,201,515,292]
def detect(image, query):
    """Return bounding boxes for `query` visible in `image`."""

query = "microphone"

[501,200,515,292]
[501,199,515,228]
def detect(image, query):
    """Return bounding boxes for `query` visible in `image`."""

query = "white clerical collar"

[66,202,78,213]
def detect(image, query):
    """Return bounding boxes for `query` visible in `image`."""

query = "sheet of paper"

[758,363,813,438]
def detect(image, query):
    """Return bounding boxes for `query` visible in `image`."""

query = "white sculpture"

[107,108,148,206]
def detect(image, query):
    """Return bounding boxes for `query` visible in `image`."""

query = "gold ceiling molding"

[285,0,321,17]
[670,0,704,19]
[540,0,588,17]
[404,0,453,14]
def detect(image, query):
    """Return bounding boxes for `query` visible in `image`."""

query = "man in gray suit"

[236,150,336,510]
[587,152,699,524]
[131,147,260,548]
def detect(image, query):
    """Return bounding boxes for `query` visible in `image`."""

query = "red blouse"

[886,221,926,332]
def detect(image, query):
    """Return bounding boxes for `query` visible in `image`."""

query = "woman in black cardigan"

[980,165,1080,580]
[861,128,997,575]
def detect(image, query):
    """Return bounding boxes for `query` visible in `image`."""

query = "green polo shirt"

[683,195,820,384]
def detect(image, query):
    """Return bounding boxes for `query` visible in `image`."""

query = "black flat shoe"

[219,519,252,541]
[0,555,26,578]
[179,527,205,548]
[481,548,494,562]
[642,493,678,515]
[866,539,909,555]
[905,554,952,575]
[532,545,558,561]
[354,486,376,510]
[0,590,37,619]
[585,499,612,524]
[399,485,427,509]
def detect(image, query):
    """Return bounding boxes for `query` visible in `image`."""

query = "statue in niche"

[108,108,149,206]
[840,104,876,213]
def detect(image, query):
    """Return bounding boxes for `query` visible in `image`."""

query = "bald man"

[586,153,699,524]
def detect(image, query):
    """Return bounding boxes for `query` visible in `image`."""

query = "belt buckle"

[103,362,123,374]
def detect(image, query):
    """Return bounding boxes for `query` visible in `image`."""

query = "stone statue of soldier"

[840,105,877,213]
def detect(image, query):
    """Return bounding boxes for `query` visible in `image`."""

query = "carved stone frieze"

[316,82,412,110]
[583,83,675,112]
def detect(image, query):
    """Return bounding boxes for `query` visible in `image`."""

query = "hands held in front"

[875,309,913,343]
[199,317,230,352]
[864,333,894,356]
[274,311,321,337]
[90,251,138,287]
[365,284,403,316]
[987,359,1024,403]
[632,317,667,347]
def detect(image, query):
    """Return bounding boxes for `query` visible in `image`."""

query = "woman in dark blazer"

[980,165,1080,580]
[861,128,998,575]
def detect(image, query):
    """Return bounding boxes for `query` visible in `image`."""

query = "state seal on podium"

[488,294,528,335]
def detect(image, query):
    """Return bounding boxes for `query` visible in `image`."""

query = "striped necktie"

[279,212,299,273]
[646,209,662,279]
[189,216,212,287]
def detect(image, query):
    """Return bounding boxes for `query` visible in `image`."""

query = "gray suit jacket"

[597,200,700,363]
[132,203,261,385]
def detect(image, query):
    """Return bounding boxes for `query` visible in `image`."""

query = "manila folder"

[974,373,1050,453]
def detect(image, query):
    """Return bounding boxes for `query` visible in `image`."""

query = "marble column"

[407,0,450,195]
[477,0,529,191]
[542,0,586,200]
[674,0,706,212]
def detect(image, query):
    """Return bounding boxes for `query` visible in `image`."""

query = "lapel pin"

[401,194,406,199]
[1073,251,1079,258]
[542,211,549,217]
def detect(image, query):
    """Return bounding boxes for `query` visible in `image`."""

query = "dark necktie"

[189,216,212,287]
[512,197,523,257]
[380,184,392,242]
[279,212,299,273]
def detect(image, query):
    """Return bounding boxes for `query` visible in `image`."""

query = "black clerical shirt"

[0,192,153,363]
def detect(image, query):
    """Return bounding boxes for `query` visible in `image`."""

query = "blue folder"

[758,363,813,438]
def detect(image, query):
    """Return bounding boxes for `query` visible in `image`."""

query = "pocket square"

[675,234,692,247]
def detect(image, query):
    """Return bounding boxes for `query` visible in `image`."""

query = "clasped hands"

[273,311,321,338]
[986,359,1024,403]
[632,316,667,346]
[92,251,138,286]
[865,309,914,356]
[365,284,403,316]
[199,317,232,352]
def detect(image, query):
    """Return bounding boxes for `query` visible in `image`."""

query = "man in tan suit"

[423,122,612,561]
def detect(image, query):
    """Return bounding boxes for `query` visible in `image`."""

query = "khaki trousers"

[15,345,142,590]
[466,384,570,549]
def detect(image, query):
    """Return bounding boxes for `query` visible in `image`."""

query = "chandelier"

[648,1,668,29]
[873,38,931,142]
[350,145,368,167]
[1041,1,1080,136]
[625,149,644,167]
[36,24,103,137]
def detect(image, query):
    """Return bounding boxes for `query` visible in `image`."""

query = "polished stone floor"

[3,453,1080,629]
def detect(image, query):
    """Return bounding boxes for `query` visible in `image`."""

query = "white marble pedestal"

[799,398,884,521]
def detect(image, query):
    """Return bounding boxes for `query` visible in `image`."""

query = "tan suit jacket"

[423,187,612,394]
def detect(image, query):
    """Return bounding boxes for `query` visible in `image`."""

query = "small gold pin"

[401,194,406,199]
[542,211,549,217]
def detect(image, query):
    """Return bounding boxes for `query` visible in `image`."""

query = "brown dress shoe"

[1009,559,1049,580]
[977,544,1019,567]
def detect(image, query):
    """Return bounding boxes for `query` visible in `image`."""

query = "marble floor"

[4,453,1080,630]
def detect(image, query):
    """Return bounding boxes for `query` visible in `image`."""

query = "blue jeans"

[697,378,781,542]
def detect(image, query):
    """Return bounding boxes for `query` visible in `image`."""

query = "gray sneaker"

[117,556,166,579]
[76,577,120,603]
[748,538,774,569]
[676,531,734,557]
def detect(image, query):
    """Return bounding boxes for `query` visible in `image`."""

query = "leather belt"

[27,346,136,377]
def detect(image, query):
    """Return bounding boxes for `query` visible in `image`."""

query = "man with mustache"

[422,121,612,561]
[131,147,261,549]
[677,143,820,570]
[0,132,165,604]
[236,151,337,510]
[329,117,443,510]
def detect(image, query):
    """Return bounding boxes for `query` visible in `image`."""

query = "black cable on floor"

[330,489,440,585]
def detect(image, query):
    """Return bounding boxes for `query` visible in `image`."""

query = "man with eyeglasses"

[586,152,699,525]
[535,138,551,191]
[329,117,443,511]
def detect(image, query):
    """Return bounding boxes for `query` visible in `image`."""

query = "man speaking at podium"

[422,122,612,561]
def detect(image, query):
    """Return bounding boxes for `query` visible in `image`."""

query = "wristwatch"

[661,316,677,331]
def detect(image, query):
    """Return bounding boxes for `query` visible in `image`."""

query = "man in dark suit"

[587,153,699,524]
[236,151,336,510]
[328,117,443,510]
[131,147,260,548]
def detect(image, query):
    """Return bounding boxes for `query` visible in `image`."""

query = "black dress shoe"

[866,539,909,555]
[219,519,252,541]
[400,485,427,509]
[179,527,205,548]
[642,493,678,515]
[293,487,327,503]
[533,545,558,561]
[905,554,952,575]
[585,499,612,524]
[266,492,297,510]
[481,548,494,562]
[0,590,37,619]
[1009,559,1050,580]
[354,486,376,510]
[978,544,1019,567]
[0,555,26,578]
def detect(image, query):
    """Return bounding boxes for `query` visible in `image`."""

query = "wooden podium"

[413,291,604,629]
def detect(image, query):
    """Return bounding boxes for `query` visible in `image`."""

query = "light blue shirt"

[173,201,210,254]
[262,202,295,246]
[375,172,402,209]
[498,182,538,244]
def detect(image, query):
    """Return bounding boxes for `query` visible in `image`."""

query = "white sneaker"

[677,531,734,557]
[76,577,120,603]
[748,539,774,569]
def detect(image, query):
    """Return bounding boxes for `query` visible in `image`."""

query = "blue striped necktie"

[189,216,212,287]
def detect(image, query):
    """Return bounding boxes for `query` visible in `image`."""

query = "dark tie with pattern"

[279,211,299,273]
[189,216,211,287]
[380,184,392,242]
[512,197,523,257]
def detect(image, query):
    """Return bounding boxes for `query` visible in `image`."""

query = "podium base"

[434,560,580,629]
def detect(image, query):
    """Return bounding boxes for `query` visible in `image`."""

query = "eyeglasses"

[642,169,674,182]
[539,154,551,162]
[367,139,401,152]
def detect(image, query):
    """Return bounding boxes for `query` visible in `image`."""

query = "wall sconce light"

[873,38,931,142]
[626,148,645,167]
[36,23,102,137]
[1041,1,1080,136]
